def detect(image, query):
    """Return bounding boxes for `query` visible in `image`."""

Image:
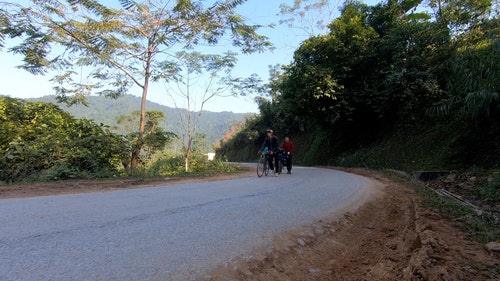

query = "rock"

[444,174,457,183]
[414,171,449,181]
[305,231,315,238]
[298,238,306,246]
[309,268,321,273]
[485,241,500,252]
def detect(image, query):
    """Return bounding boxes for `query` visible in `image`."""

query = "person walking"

[258,129,279,176]
[280,136,295,174]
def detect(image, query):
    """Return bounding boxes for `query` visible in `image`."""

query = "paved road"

[0,166,374,281]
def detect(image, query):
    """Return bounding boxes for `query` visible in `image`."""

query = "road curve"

[0,166,375,281]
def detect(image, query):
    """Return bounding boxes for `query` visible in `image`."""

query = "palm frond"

[463,91,500,119]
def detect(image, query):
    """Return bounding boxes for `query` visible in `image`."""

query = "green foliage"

[446,168,500,206]
[117,109,177,167]
[471,181,500,205]
[300,129,332,165]
[145,151,236,177]
[337,124,457,170]
[279,2,379,127]
[221,0,498,173]
[146,154,185,176]
[429,0,493,32]
[429,19,500,121]
[0,97,126,182]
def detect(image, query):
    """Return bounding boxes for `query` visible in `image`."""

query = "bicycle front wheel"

[257,157,265,177]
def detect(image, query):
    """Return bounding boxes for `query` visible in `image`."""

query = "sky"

[0,0,381,113]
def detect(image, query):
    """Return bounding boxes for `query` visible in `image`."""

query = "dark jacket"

[261,135,279,152]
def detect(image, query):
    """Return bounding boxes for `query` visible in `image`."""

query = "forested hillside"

[218,0,499,171]
[33,95,251,146]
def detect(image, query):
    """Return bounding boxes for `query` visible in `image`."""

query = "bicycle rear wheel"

[257,157,265,177]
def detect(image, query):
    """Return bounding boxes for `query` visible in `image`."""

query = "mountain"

[32,95,252,145]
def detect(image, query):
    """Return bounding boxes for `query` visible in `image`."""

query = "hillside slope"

[33,95,252,145]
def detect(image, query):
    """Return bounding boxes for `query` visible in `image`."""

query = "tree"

[278,0,342,37]
[428,0,494,32]
[428,18,500,120]
[279,1,378,127]
[268,0,453,153]
[117,110,177,168]
[165,50,264,171]
[3,0,272,168]
[0,2,15,49]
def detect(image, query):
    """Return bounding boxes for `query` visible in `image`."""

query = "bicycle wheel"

[257,156,265,177]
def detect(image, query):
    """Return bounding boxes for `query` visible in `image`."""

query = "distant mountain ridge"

[32,95,252,145]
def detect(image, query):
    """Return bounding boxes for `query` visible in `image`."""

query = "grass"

[5,156,246,185]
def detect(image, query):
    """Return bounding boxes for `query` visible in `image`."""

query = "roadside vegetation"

[0,96,238,183]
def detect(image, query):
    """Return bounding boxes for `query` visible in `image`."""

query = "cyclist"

[258,129,279,176]
[280,136,295,174]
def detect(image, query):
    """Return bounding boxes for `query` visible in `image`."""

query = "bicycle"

[276,148,286,174]
[257,152,270,177]
[257,149,283,177]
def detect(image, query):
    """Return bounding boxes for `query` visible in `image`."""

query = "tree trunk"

[130,44,153,168]
[184,154,189,172]
[184,136,192,172]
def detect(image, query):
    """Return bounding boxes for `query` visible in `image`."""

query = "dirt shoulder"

[205,168,500,281]
[1,168,498,280]
[0,169,255,199]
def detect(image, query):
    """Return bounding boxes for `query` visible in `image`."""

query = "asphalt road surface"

[0,166,375,281]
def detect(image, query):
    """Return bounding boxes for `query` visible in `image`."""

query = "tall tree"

[165,50,263,172]
[3,0,272,168]
[279,1,378,127]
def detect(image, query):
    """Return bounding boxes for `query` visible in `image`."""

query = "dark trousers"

[284,155,293,172]
[267,153,277,172]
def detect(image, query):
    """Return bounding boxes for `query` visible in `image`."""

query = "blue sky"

[0,0,381,113]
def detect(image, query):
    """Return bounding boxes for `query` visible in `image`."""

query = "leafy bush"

[146,154,185,176]
[145,150,237,177]
[0,97,127,182]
